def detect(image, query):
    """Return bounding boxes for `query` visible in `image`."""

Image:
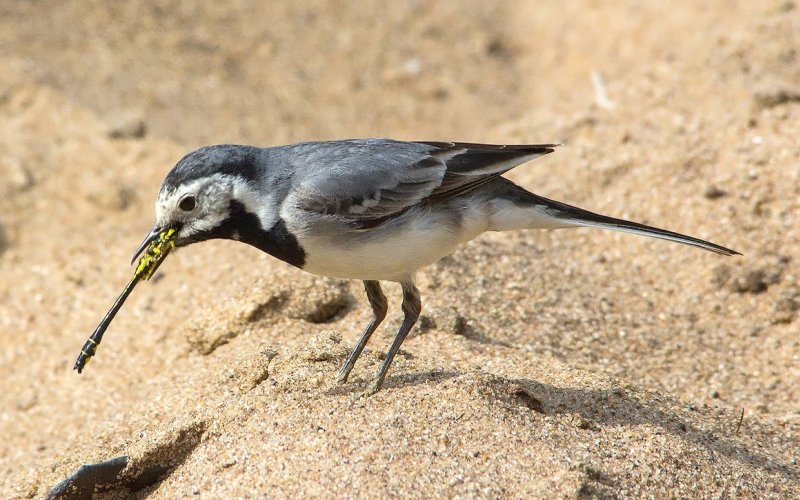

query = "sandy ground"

[1,0,799,497]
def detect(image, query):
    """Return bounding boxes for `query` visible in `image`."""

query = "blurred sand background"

[1,0,799,497]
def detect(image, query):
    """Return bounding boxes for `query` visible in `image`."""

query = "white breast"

[290,203,489,282]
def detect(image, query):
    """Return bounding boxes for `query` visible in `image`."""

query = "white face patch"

[155,174,278,244]
[155,173,238,242]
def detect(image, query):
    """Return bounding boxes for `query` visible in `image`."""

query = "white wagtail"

[74,139,739,394]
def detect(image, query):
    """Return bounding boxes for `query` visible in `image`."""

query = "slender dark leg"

[337,280,388,384]
[366,280,421,394]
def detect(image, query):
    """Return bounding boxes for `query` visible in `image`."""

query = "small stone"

[730,269,768,294]
[485,38,510,58]
[108,110,147,139]
[704,185,727,200]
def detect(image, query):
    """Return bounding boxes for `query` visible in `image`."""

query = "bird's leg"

[337,280,388,384]
[366,280,421,395]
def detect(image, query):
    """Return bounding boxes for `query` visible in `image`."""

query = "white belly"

[293,205,489,282]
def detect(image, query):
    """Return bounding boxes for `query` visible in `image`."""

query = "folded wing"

[291,139,556,226]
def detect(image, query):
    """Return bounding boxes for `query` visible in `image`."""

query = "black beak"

[131,226,162,265]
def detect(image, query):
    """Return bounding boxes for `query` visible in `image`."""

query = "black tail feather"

[522,191,740,256]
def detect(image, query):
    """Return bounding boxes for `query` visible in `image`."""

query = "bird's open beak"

[131,225,167,265]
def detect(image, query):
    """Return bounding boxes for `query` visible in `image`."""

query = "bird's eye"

[178,195,196,212]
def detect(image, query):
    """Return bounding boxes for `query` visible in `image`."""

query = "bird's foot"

[351,381,381,401]
[336,365,352,385]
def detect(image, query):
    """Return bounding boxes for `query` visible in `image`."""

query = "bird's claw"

[350,382,380,401]
[363,381,380,397]
[335,370,349,385]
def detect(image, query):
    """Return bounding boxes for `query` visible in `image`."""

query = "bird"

[122,139,738,395]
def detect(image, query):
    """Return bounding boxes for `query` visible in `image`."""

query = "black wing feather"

[423,142,557,202]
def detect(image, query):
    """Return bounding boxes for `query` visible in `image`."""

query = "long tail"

[492,181,740,256]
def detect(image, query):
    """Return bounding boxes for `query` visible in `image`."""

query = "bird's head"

[131,145,269,263]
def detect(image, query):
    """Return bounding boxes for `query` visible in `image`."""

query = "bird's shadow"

[324,369,460,397]
[511,377,798,484]
[338,368,798,484]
